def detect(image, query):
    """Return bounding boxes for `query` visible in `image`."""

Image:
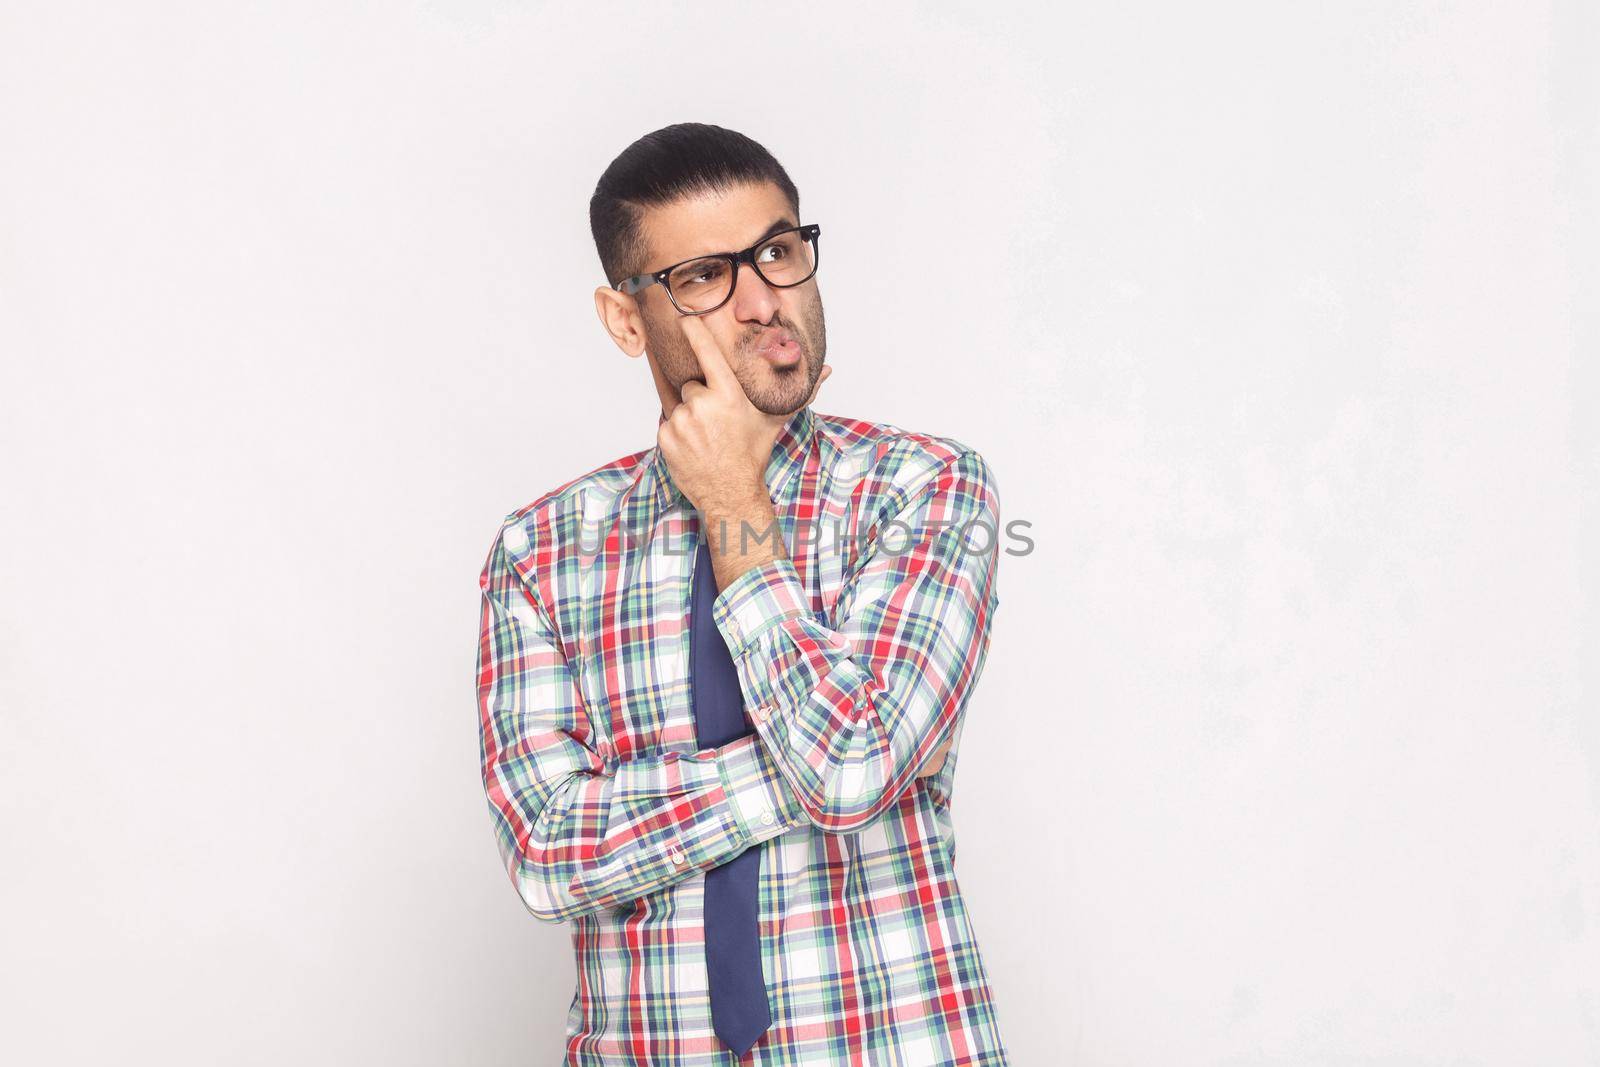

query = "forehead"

[640,180,798,267]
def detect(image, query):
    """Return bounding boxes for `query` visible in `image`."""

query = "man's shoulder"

[815,410,995,496]
[481,445,652,564]
[507,447,650,525]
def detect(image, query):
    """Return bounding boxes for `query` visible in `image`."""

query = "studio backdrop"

[1,2,1595,1065]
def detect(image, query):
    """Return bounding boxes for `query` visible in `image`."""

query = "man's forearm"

[700,489,786,594]
[702,450,1002,834]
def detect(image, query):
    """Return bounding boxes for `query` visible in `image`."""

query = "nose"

[727,260,783,321]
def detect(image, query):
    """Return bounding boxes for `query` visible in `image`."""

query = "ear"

[594,286,647,357]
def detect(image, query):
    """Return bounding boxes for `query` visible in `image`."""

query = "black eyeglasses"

[614,223,821,316]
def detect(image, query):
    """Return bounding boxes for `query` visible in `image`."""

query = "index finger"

[676,313,742,400]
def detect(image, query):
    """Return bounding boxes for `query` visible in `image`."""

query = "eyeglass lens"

[665,230,817,312]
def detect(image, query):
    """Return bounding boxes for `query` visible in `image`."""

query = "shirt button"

[668,844,686,865]
[503,524,528,553]
[759,810,776,826]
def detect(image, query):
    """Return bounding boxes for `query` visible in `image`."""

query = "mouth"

[753,328,802,366]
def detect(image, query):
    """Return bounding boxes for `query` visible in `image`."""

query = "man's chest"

[530,493,870,765]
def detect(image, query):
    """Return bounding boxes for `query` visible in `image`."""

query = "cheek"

[792,294,822,341]
[645,325,694,375]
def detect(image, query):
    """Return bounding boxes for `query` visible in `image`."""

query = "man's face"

[602,180,827,418]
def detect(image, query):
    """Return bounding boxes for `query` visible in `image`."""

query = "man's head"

[591,123,827,420]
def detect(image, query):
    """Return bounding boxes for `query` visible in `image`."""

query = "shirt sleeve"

[476,518,808,925]
[709,448,1002,836]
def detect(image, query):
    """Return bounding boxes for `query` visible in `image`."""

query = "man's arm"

[476,517,807,925]
[709,447,1002,835]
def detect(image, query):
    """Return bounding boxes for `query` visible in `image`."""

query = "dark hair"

[589,122,801,289]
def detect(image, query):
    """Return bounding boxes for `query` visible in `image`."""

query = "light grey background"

[2,2,1595,1064]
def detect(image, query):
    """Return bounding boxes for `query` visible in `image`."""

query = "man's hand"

[653,315,829,515]
[653,316,830,592]
[917,734,954,778]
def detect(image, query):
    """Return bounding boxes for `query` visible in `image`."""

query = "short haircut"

[589,122,802,290]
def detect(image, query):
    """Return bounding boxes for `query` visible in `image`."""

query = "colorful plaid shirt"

[475,402,1009,1066]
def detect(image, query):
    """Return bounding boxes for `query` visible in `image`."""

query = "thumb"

[763,365,832,436]
[803,363,831,408]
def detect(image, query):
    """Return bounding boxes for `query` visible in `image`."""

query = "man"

[476,122,1009,1066]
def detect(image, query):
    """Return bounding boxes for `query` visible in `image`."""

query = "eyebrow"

[749,216,799,247]
[666,216,800,270]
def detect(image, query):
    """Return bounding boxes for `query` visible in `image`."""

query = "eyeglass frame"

[613,223,822,316]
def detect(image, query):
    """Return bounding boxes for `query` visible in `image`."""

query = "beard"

[652,296,827,416]
[739,345,825,415]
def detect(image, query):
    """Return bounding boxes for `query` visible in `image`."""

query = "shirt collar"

[637,402,818,520]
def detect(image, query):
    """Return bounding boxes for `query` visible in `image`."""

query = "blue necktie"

[690,530,773,1056]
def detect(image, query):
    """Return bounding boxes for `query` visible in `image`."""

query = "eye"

[669,258,729,291]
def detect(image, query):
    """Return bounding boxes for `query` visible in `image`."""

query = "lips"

[754,329,800,358]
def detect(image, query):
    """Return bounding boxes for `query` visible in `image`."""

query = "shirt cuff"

[716,732,807,845]
[710,555,814,656]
